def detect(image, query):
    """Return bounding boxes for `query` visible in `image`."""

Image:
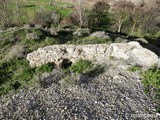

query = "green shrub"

[0,59,33,95]
[141,66,160,112]
[35,62,54,74]
[88,1,111,30]
[142,67,160,93]
[61,59,105,87]
[70,59,93,74]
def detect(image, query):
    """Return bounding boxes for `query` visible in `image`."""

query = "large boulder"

[27,42,159,68]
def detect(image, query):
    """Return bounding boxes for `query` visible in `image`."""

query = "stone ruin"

[27,42,159,68]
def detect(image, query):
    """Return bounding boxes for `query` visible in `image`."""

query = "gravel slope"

[0,60,159,120]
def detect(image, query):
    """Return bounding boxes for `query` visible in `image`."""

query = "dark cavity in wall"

[60,58,72,68]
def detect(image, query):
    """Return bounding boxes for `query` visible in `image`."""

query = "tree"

[71,0,88,28]
[88,0,110,30]
[129,1,160,36]
[111,1,135,34]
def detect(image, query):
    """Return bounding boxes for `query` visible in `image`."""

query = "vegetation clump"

[128,66,142,72]
[70,59,93,74]
[141,66,160,113]
[61,59,105,87]
[0,58,54,96]
[128,65,160,113]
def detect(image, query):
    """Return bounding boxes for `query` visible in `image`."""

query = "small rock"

[90,31,111,39]
[23,24,31,29]
[135,38,149,44]
[35,24,44,29]
[49,28,58,36]
[26,33,39,40]
[73,28,91,37]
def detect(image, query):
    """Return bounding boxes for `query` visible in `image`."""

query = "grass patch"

[0,58,54,96]
[70,59,93,74]
[1,0,73,26]
[0,28,59,61]
[141,66,160,113]
[127,65,160,112]
[141,67,160,95]
[128,66,142,72]
[67,36,113,45]
[61,59,105,87]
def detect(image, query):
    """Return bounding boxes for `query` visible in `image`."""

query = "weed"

[128,66,142,72]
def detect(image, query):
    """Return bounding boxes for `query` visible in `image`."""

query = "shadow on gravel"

[77,65,105,85]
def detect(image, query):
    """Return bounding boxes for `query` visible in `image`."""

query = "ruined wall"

[27,42,159,68]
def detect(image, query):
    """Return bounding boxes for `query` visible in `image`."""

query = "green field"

[2,0,73,25]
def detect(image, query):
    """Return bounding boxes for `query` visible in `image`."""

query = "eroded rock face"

[26,42,159,68]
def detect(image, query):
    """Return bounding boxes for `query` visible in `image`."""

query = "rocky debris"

[114,37,129,43]
[23,24,32,29]
[0,59,159,119]
[135,38,149,45]
[34,24,44,29]
[51,10,61,25]
[73,28,91,37]
[49,28,58,36]
[5,45,26,59]
[39,69,64,88]
[27,42,159,68]
[90,31,111,39]
[26,33,39,40]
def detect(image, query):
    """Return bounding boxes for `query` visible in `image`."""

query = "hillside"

[0,59,159,119]
[0,0,160,119]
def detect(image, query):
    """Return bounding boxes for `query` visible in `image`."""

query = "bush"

[35,62,54,74]
[88,1,111,30]
[70,59,93,74]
